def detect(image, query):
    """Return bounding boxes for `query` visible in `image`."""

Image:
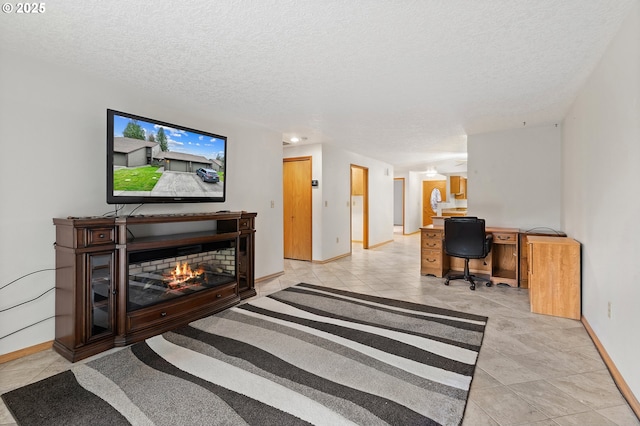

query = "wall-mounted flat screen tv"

[107,109,227,204]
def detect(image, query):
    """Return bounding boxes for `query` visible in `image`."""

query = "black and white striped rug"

[2,283,487,426]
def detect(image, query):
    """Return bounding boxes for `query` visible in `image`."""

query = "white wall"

[284,143,394,261]
[0,50,284,355]
[393,179,403,227]
[351,195,364,241]
[563,3,640,399]
[467,125,562,230]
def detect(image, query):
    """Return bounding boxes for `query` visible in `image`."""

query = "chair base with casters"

[444,259,492,290]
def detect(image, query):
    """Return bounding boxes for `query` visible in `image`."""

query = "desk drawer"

[421,250,442,268]
[492,232,516,244]
[422,239,442,250]
[422,230,443,240]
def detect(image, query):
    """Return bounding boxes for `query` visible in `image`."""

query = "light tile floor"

[1,233,638,425]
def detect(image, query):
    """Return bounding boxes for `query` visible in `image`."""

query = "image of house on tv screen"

[111,114,226,199]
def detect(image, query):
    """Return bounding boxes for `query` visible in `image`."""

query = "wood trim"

[0,340,53,364]
[363,167,369,249]
[582,316,640,419]
[255,271,285,283]
[283,155,313,162]
[312,252,351,264]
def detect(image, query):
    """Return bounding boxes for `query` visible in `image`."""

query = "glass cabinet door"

[87,253,114,339]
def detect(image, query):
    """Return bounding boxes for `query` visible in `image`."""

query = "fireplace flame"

[167,261,202,288]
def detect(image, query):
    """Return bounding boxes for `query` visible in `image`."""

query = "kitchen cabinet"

[449,176,467,200]
[450,176,467,199]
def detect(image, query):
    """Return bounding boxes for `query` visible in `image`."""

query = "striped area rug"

[2,283,487,426]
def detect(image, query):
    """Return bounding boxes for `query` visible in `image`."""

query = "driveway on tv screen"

[152,170,222,196]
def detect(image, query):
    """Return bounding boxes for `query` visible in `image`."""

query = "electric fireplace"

[52,211,256,362]
[128,240,236,311]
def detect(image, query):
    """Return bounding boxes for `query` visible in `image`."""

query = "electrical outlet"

[608,301,612,318]
[270,200,274,208]
[336,237,339,243]
[325,201,328,207]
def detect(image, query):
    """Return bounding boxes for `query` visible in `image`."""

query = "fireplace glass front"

[127,240,236,311]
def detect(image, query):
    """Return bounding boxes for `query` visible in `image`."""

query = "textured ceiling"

[1,0,635,172]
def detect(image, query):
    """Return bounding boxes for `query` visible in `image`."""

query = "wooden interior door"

[283,157,312,260]
[422,180,447,226]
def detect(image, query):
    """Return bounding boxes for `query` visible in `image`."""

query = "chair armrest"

[484,234,493,255]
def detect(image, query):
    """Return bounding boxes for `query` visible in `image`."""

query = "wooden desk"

[420,225,519,286]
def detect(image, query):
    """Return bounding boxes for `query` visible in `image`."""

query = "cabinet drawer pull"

[425,243,437,247]
[160,312,167,317]
[216,293,222,298]
[99,233,105,238]
[426,258,436,263]
[497,235,512,240]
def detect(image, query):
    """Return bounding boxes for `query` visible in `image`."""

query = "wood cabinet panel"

[528,236,581,319]
[519,231,567,288]
[451,176,467,199]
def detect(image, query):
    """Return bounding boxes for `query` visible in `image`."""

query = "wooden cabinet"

[527,236,581,320]
[519,231,567,288]
[450,176,467,199]
[220,214,256,299]
[53,212,256,362]
[420,228,448,277]
[53,217,119,362]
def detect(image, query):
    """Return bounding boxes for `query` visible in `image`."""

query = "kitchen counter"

[441,209,467,217]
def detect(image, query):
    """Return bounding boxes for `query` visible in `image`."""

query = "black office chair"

[443,217,493,290]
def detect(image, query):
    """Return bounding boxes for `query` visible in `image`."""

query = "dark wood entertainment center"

[52,211,256,362]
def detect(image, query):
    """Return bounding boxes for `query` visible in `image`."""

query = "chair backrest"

[444,217,489,259]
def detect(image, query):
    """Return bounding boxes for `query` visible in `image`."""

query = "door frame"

[283,156,312,260]
[394,177,405,235]
[350,164,369,249]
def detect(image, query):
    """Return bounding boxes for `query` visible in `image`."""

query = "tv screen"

[107,109,227,204]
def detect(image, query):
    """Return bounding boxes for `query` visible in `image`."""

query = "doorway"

[422,179,447,226]
[350,165,369,249]
[393,178,405,234]
[283,157,312,260]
